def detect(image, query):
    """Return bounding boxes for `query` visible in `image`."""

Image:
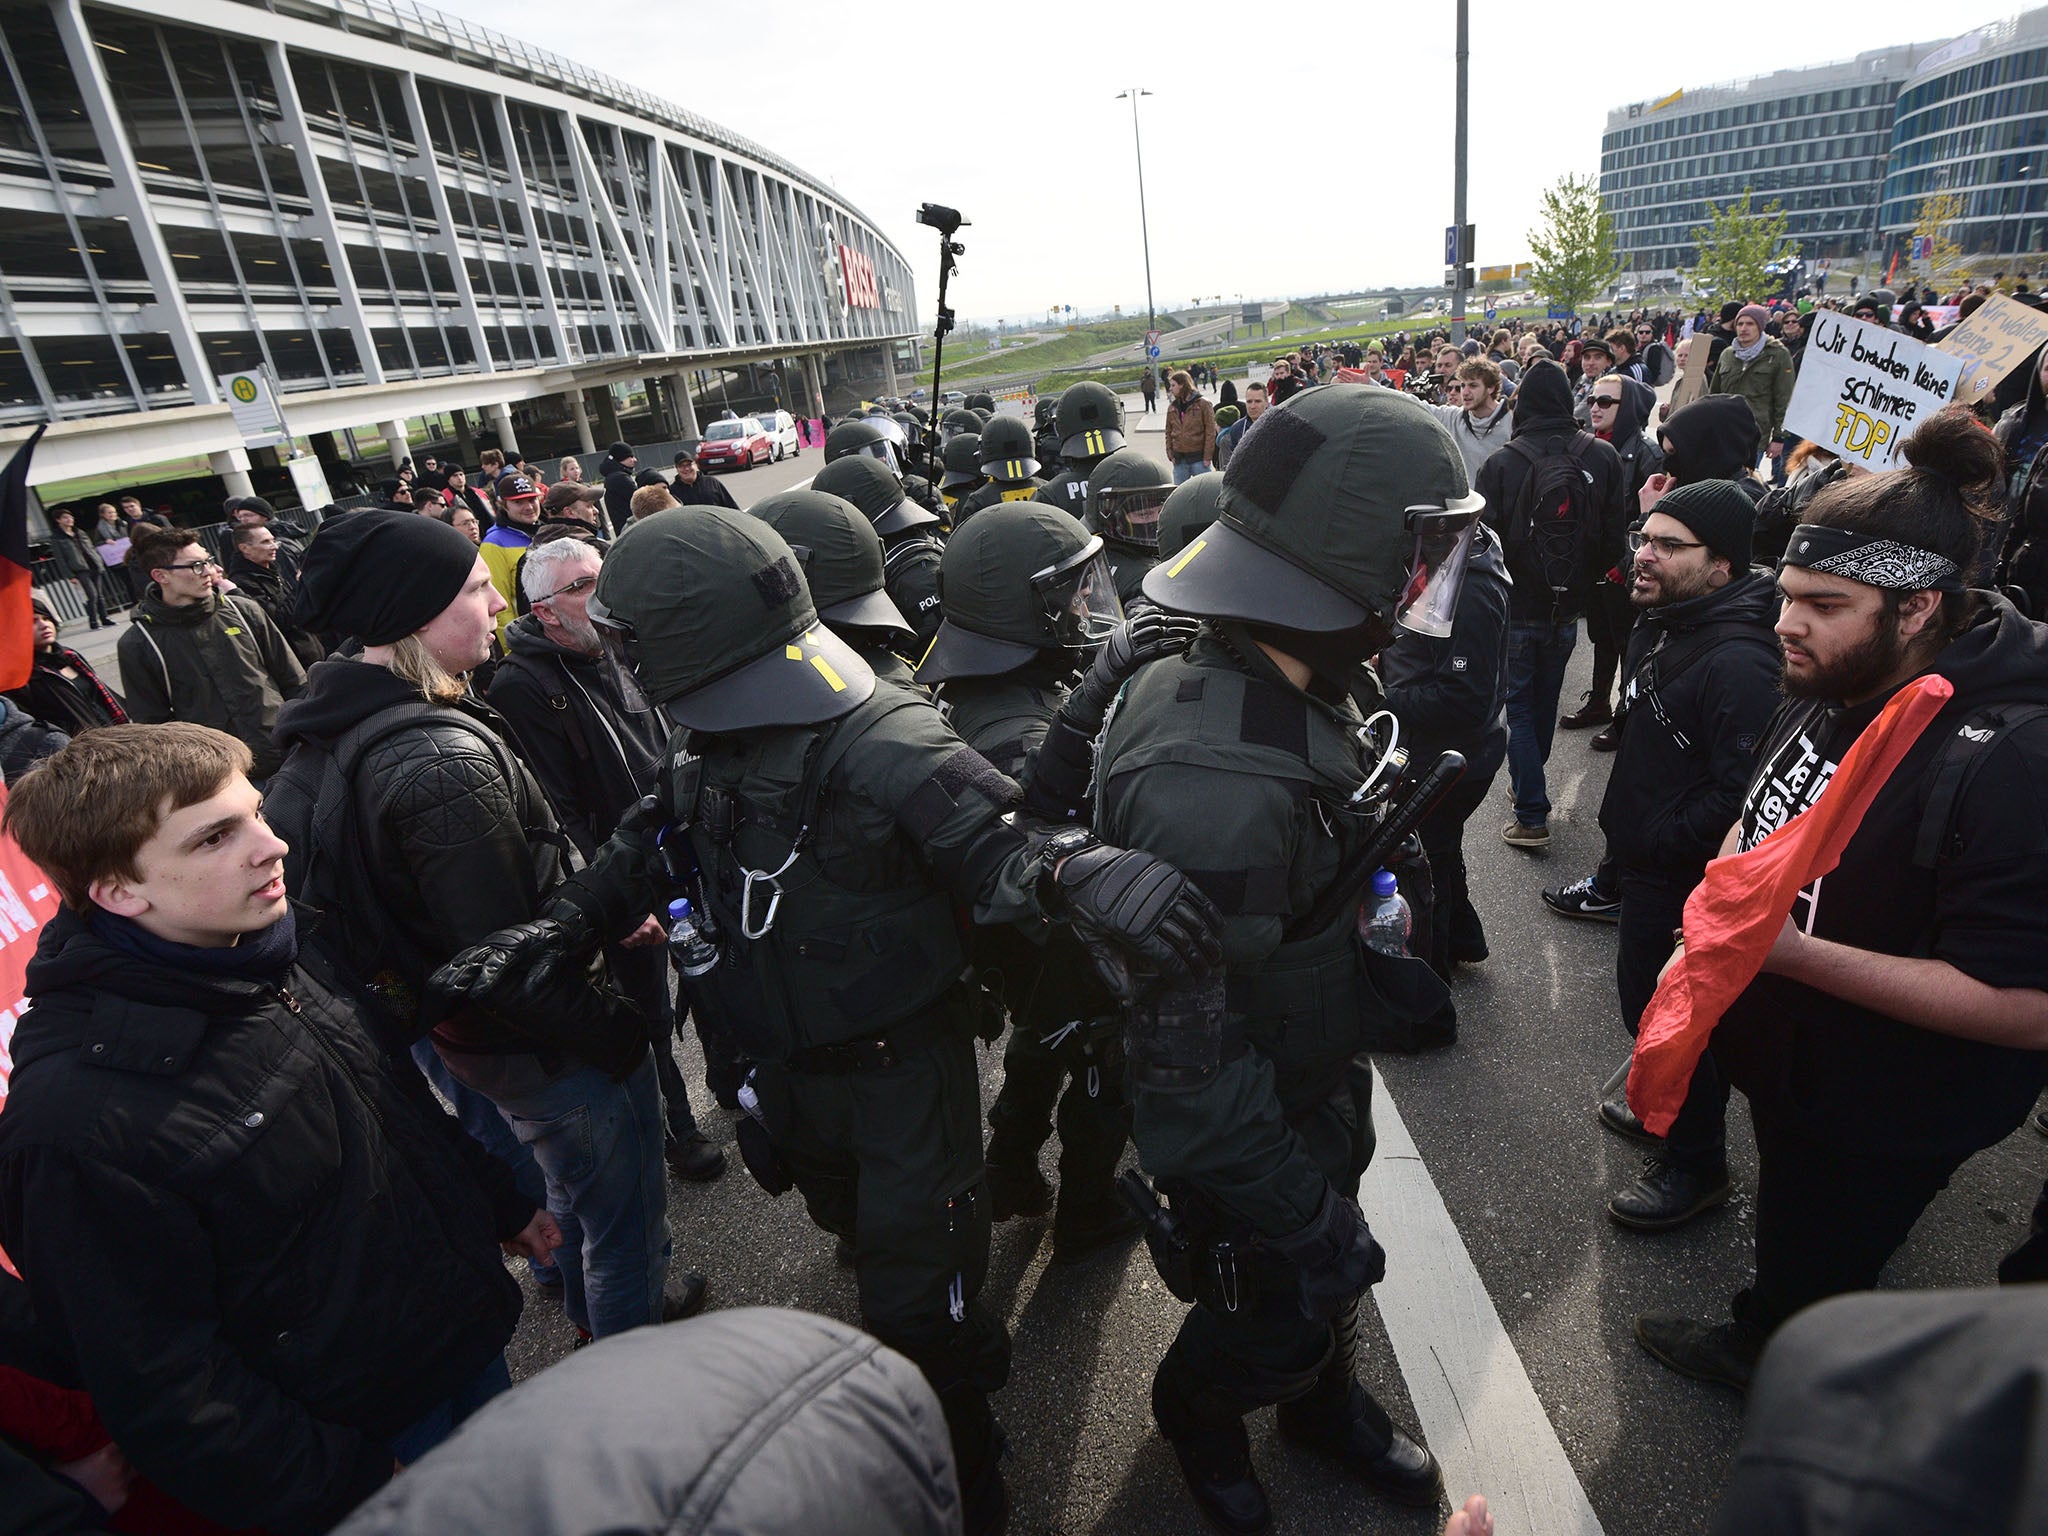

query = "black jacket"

[1660,393,1760,483]
[1596,570,1781,884]
[270,659,581,1057]
[671,471,739,509]
[229,551,326,670]
[1474,359,1627,622]
[331,1309,959,1536]
[0,699,66,786]
[1602,376,1666,515]
[7,646,125,736]
[487,615,666,861]
[116,589,306,778]
[0,909,526,1534]
[1378,523,1512,778]
[600,454,637,529]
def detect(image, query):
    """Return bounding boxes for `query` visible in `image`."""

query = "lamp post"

[1116,88,1157,334]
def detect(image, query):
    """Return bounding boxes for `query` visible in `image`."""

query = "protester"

[45,508,113,629]
[670,452,738,508]
[1163,369,1217,482]
[0,722,555,1534]
[227,522,325,670]
[10,597,126,735]
[1426,356,1514,485]
[449,504,482,544]
[598,442,638,530]
[1565,375,1662,733]
[1214,380,1266,467]
[478,473,541,635]
[629,483,677,520]
[1710,304,1796,485]
[116,528,305,782]
[1139,367,1157,415]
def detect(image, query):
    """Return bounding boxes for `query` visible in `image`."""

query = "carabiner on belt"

[740,841,803,939]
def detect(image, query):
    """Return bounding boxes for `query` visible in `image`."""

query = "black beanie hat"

[292,511,481,644]
[1654,479,1753,570]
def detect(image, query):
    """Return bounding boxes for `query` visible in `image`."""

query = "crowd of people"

[1,273,2046,1536]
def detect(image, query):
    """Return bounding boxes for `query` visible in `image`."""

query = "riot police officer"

[1082,446,1172,606]
[1098,386,1477,1531]
[1032,395,1061,472]
[915,503,1184,1262]
[750,489,919,686]
[939,434,985,513]
[964,391,997,414]
[951,414,1046,527]
[1036,380,1126,517]
[811,454,946,655]
[429,506,1222,1536]
[1158,468,1226,560]
[940,407,984,445]
[826,418,943,515]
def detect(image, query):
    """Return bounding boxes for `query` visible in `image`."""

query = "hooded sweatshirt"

[1427,395,1515,485]
[1473,359,1628,622]
[1713,595,2048,1163]
[1659,394,1763,488]
[1597,375,1665,512]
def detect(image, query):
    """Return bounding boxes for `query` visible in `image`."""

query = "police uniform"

[1083,446,1173,608]
[811,455,947,656]
[1096,386,1481,1532]
[1034,381,1125,518]
[434,508,1223,1536]
[953,415,1046,527]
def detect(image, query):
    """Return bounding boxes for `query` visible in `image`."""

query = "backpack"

[264,701,558,1044]
[1644,341,1675,387]
[1911,703,2048,869]
[1502,433,1602,618]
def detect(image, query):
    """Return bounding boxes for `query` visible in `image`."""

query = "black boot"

[1606,1154,1732,1231]
[1050,1184,1143,1266]
[934,1379,1009,1536]
[1272,1297,1442,1508]
[983,1133,1053,1221]
[1151,1369,1271,1535]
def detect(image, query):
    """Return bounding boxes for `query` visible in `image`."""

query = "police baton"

[1293,750,1467,938]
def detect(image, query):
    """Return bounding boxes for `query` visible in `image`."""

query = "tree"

[1686,189,1797,305]
[1910,190,1970,287]
[1527,174,1620,315]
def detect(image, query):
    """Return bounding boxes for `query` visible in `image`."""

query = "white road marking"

[1363,1064,1606,1534]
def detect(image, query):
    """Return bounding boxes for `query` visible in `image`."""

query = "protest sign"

[1782,312,1963,470]
[1666,332,1712,413]
[1935,292,2048,405]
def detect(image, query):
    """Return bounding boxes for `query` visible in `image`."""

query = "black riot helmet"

[1055,380,1126,463]
[824,418,899,472]
[1033,396,1060,432]
[915,502,1124,684]
[1142,384,1483,655]
[1157,471,1227,559]
[749,489,914,641]
[963,391,997,413]
[811,453,939,536]
[1084,447,1172,552]
[940,407,982,444]
[940,434,986,493]
[976,415,1041,482]
[589,507,874,729]
[892,411,923,443]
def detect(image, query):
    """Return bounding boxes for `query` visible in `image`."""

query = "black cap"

[292,511,480,645]
[1652,479,1753,568]
[607,441,634,460]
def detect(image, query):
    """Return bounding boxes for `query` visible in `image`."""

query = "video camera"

[916,203,967,238]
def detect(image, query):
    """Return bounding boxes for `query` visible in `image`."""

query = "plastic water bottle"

[1360,869,1412,957]
[666,897,720,977]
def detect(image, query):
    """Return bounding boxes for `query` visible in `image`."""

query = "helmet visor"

[1094,484,1171,551]
[585,591,655,712]
[1393,502,1481,639]
[1030,537,1125,646]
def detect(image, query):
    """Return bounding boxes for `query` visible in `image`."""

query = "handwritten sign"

[1782,312,1962,470]
[1934,293,2048,405]
[1667,331,1712,413]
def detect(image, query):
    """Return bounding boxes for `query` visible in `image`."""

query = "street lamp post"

[1116,88,1157,335]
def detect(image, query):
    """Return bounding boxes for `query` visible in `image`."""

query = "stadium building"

[0,0,918,514]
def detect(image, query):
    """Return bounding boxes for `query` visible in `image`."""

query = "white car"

[754,408,801,461]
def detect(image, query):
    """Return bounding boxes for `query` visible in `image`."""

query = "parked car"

[755,408,801,461]
[696,417,772,471]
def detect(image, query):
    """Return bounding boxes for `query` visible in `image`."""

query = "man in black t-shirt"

[1634,417,2048,1396]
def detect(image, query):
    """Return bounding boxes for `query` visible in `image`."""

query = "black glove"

[427,899,600,1024]
[1265,1185,1387,1321]
[1047,842,1223,1000]
[1067,611,1202,729]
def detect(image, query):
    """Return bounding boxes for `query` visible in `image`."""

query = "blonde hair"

[379,633,467,705]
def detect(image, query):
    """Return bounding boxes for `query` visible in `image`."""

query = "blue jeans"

[388,1352,509,1466]
[410,1038,560,1291]
[436,1048,670,1340]
[1172,457,1210,484]
[1504,619,1579,827]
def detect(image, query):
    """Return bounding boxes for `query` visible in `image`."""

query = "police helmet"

[1084,447,1172,552]
[940,407,982,444]
[590,507,874,729]
[915,502,1124,684]
[1056,381,1126,461]
[976,415,1040,481]
[749,489,913,640]
[963,392,996,413]
[812,453,940,537]
[967,407,994,429]
[1143,384,1482,643]
[825,419,894,466]
[1157,472,1227,560]
[1032,396,1060,431]
[940,434,985,492]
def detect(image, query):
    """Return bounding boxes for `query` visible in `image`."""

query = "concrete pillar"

[208,447,255,499]
[486,401,520,457]
[567,390,597,454]
[801,355,825,419]
[593,387,623,448]
[379,418,409,468]
[667,371,700,437]
[881,345,900,397]
[450,408,477,466]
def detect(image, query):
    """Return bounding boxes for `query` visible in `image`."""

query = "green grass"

[938,316,1179,383]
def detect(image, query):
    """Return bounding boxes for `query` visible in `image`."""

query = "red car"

[695,417,772,471]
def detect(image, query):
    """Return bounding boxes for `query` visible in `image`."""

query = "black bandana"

[1779,524,1963,592]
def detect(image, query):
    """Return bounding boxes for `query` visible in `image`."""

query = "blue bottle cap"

[667,897,692,920]
[1371,868,1398,898]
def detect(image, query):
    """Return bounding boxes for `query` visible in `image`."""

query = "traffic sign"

[1548,305,1573,319]
[1484,308,1497,321]
[1146,346,1160,358]
[219,369,288,449]
[1444,226,1460,264]
[1145,328,1161,348]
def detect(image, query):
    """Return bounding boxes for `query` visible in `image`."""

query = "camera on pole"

[916,204,969,475]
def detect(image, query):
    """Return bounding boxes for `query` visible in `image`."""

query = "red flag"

[1886,250,1900,287]
[0,427,47,693]
[1626,675,1954,1134]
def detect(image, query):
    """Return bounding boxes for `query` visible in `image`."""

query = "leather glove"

[1265,1185,1387,1321]
[1066,611,1202,730]
[1047,842,1223,1000]
[427,899,600,1023]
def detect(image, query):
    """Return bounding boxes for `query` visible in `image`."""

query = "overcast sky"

[437,0,2025,324]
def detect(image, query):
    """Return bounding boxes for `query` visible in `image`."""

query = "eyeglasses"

[1626,531,1706,558]
[1590,395,1623,408]
[535,573,597,605]
[161,557,221,573]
